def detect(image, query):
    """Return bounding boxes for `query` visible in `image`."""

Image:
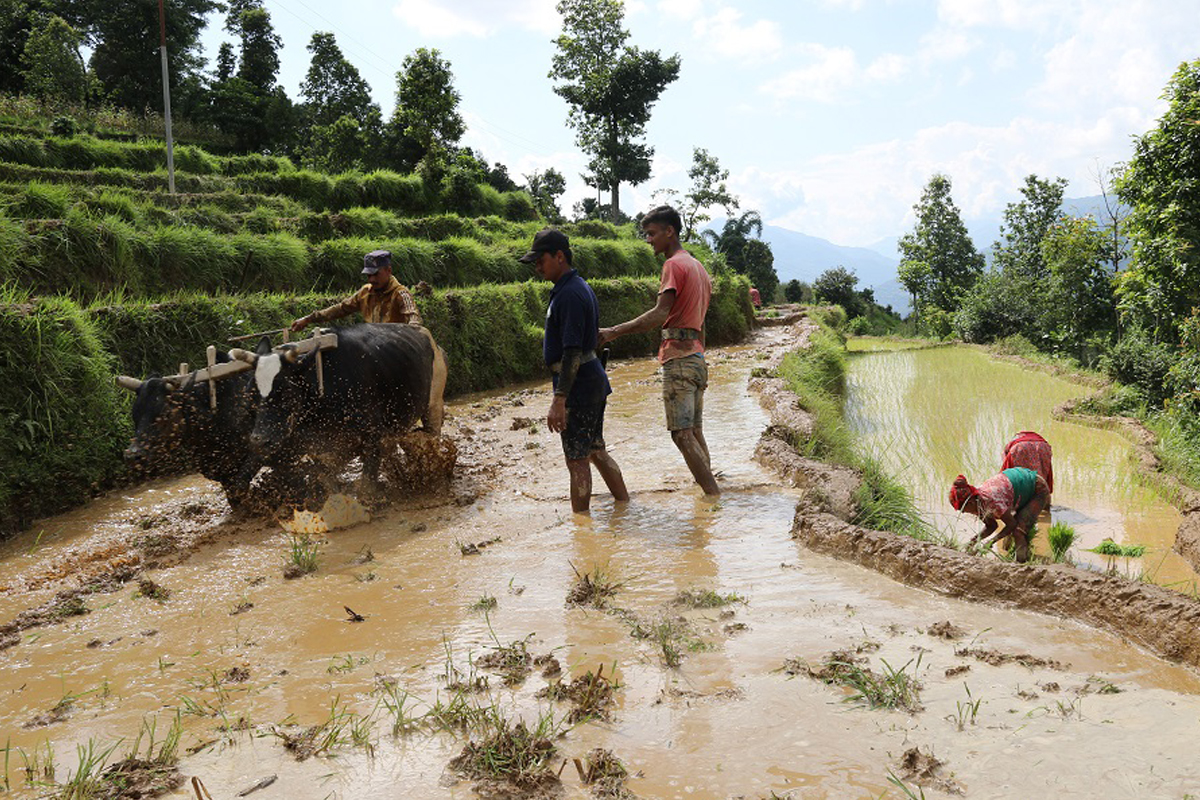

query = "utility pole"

[158,0,176,194]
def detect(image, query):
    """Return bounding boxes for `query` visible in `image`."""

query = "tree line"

[893,58,1200,420]
[1,0,778,290]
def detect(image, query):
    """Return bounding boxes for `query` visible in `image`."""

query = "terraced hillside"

[0,131,754,533]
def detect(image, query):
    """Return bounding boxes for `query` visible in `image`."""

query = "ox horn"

[115,375,143,392]
[229,348,258,365]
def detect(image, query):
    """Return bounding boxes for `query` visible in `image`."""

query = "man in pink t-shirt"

[598,205,719,495]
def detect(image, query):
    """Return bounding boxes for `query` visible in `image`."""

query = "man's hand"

[290,316,310,333]
[597,327,616,347]
[547,395,568,433]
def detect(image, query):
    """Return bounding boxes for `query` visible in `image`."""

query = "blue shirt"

[544,269,610,406]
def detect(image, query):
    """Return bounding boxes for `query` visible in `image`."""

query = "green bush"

[5,180,73,218]
[1100,325,1176,405]
[0,295,130,532]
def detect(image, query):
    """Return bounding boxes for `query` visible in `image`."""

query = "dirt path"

[2,324,1200,799]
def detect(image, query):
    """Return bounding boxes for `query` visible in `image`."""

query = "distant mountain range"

[737,195,1121,314]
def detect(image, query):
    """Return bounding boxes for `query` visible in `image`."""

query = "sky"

[199,0,1200,248]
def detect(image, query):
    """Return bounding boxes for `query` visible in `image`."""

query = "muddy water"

[844,342,1194,588]
[3,328,1200,799]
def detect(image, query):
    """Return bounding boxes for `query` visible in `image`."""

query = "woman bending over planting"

[950,467,1050,563]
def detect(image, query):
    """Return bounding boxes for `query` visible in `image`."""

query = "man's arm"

[547,347,582,433]
[598,290,676,346]
[292,293,361,332]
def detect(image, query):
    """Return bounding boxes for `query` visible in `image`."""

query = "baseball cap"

[362,249,392,275]
[518,229,571,263]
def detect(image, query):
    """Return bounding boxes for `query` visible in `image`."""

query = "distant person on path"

[1001,431,1054,494]
[291,249,423,331]
[949,467,1051,563]
[523,228,629,513]
[598,205,719,496]
[750,287,762,308]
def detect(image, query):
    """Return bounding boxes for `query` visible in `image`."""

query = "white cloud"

[936,0,1062,30]
[864,53,908,82]
[759,44,858,103]
[692,7,783,62]
[757,107,1152,246]
[658,0,706,18]
[392,0,558,38]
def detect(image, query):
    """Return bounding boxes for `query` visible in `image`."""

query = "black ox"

[117,350,262,510]
[232,323,443,494]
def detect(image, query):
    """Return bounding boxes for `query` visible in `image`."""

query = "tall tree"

[1040,215,1117,359]
[1116,58,1200,338]
[897,174,983,314]
[664,147,738,241]
[20,14,87,102]
[85,0,218,113]
[207,6,281,151]
[214,40,235,83]
[300,31,377,128]
[992,174,1067,280]
[550,0,680,223]
[702,209,762,268]
[524,168,567,222]
[740,238,778,301]
[390,47,464,168]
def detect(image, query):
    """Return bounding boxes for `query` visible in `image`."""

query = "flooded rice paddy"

[843,341,1193,588]
[2,328,1199,798]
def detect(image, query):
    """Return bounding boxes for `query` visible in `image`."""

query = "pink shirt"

[658,250,711,363]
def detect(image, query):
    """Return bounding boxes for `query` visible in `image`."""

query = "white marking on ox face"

[255,354,282,398]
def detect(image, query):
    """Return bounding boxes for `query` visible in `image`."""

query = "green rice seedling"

[19,740,55,788]
[423,688,481,733]
[886,770,927,800]
[376,681,421,735]
[672,588,746,608]
[1089,539,1146,557]
[627,615,707,668]
[948,685,983,731]
[835,654,923,713]
[327,654,370,674]
[1048,522,1077,563]
[282,532,319,577]
[55,737,121,799]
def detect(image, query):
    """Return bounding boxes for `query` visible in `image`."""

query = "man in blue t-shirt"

[520,229,629,513]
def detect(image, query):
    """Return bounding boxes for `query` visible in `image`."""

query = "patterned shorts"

[662,353,707,431]
[561,400,608,461]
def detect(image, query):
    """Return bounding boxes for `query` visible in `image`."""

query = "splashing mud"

[2,324,1200,799]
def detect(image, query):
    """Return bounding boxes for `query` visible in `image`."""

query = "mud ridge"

[751,323,1200,672]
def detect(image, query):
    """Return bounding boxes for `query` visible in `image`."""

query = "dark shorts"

[662,353,707,431]
[561,399,608,461]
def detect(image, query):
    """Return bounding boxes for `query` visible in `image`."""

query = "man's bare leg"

[589,449,629,502]
[565,458,592,513]
[672,428,720,495]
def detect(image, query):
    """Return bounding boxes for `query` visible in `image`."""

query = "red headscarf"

[949,474,976,510]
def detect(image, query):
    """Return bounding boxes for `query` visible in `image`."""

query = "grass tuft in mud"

[537,664,618,723]
[134,578,170,602]
[567,562,624,609]
[448,707,562,791]
[574,748,635,798]
[671,588,745,608]
[788,651,923,713]
[271,697,374,761]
